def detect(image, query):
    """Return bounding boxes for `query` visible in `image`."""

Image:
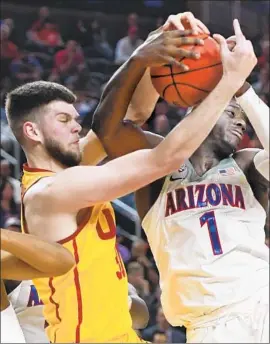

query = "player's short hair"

[5,81,76,144]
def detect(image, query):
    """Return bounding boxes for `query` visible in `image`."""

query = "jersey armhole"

[141,175,171,229]
[21,177,49,234]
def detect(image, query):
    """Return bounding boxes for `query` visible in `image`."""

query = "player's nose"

[72,121,82,134]
[235,118,246,132]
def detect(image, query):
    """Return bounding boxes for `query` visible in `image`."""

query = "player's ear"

[23,121,43,143]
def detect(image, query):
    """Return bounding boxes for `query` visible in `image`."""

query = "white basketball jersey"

[1,304,26,343]
[142,156,269,327]
[8,280,49,343]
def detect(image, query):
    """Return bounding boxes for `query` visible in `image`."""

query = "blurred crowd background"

[0,1,269,342]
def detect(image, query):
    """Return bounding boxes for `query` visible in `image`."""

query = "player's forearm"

[153,76,238,163]
[1,229,75,275]
[92,55,146,141]
[236,85,269,154]
[0,280,10,311]
[124,68,160,126]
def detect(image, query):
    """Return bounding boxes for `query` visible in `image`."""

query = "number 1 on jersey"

[200,211,223,255]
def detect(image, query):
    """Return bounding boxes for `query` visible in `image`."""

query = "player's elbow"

[130,297,150,330]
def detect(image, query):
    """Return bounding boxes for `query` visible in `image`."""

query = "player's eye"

[59,116,69,122]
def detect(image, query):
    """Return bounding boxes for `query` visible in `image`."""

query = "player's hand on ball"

[213,19,257,87]
[226,35,236,51]
[133,28,204,70]
[163,12,210,35]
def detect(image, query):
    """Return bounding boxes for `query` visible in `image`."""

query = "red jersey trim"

[23,163,53,173]
[57,208,92,244]
[72,238,83,343]
[48,278,61,322]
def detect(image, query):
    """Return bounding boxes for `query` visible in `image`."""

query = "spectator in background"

[26,7,63,54]
[257,34,269,69]
[130,239,159,291]
[142,306,186,343]
[127,13,138,29]
[115,26,143,65]
[131,239,151,267]
[155,17,164,29]
[0,24,19,77]
[252,64,269,103]
[88,19,113,60]
[66,19,92,50]
[10,50,43,85]
[127,261,150,301]
[0,160,21,204]
[152,331,168,343]
[29,6,51,32]
[0,178,20,228]
[49,40,87,89]
[116,227,131,263]
[4,217,21,232]
[152,101,170,136]
[1,18,18,47]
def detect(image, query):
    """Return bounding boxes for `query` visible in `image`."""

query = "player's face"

[40,100,82,167]
[209,99,247,156]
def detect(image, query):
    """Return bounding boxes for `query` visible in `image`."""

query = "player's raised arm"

[1,228,75,280]
[92,29,204,151]
[38,21,257,213]
[101,13,209,127]
[84,14,209,165]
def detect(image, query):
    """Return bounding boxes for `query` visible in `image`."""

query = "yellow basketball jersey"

[21,164,142,343]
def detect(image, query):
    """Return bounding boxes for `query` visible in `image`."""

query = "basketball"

[150,33,223,108]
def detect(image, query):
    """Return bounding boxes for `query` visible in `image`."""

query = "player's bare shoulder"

[233,148,262,172]
[23,176,56,210]
[23,176,78,241]
[234,148,269,211]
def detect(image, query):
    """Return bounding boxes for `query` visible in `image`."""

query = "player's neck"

[190,144,221,176]
[26,148,66,173]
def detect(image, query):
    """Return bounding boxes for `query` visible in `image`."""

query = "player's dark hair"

[5,81,76,144]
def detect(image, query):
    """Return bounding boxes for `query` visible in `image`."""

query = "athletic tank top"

[8,280,48,343]
[21,165,133,343]
[142,157,269,327]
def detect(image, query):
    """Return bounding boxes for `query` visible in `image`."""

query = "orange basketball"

[150,33,223,108]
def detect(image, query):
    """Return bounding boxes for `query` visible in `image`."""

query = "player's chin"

[227,136,241,152]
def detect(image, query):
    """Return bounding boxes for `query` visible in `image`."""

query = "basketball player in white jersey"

[92,20,269,343]
[5,280,48,343]
[1,228,75,343]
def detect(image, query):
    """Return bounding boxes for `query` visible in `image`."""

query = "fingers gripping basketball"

[151,34,223,107]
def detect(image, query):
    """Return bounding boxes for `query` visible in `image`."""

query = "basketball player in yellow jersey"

[5,14,215,343]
